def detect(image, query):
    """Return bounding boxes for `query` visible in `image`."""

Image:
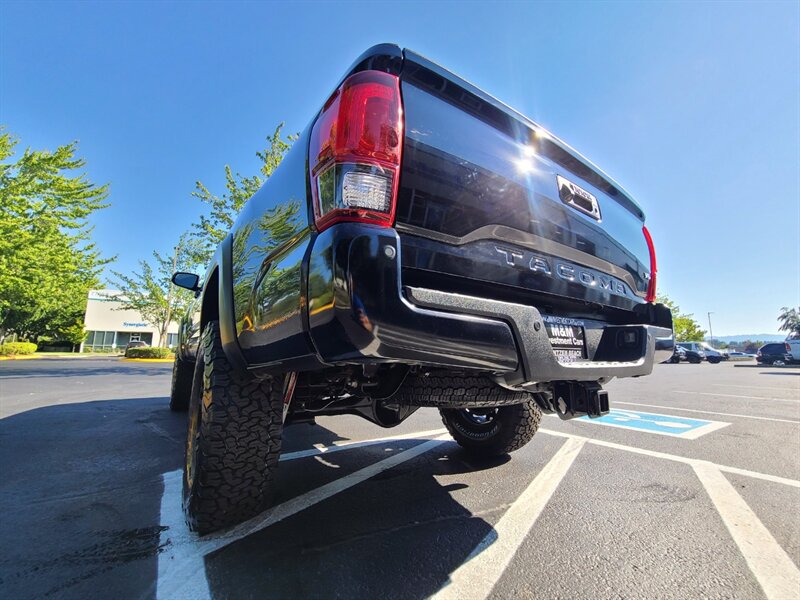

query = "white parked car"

[726,351,755,362]
[785,333,800,363]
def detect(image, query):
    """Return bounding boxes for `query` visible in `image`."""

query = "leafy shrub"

[38,341,76,352]
[0,342,38,356]
[125,346,173,359]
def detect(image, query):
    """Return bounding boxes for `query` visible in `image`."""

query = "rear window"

[762,344,785,353]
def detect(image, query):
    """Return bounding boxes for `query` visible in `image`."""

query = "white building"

[81,290,179,352]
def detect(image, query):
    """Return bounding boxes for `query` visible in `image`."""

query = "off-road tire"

[440,401,542,457]
[707,357,721,364]
[392,374,532,408]
[169,356,194,411]
[688,356,702,364]
[183,321,284,534]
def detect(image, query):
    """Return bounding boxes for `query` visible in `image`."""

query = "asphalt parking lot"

[1,358,799,599]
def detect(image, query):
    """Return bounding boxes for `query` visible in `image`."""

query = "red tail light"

[309,70,403,231]
[642,225,657,303]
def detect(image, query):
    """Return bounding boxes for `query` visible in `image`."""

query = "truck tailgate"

[395,50,651,311]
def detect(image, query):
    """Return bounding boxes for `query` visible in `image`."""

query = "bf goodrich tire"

[169,356,194,411]
[440,401,542,457]
[392,374,533,408]
[183,321,284,534]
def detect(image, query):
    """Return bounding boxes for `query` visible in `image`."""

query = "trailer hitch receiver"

[534,381,610,420]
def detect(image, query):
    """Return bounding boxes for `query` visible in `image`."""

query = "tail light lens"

[642,225,657,303]
[309,70,403,231]
[787,343,792,353]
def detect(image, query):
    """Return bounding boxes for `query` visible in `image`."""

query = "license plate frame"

[542,315,587,363]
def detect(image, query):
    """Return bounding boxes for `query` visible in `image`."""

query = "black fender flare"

[207,235,248,373]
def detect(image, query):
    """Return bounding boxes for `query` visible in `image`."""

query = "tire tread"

[392,374,531,408]
[183,321,283,534]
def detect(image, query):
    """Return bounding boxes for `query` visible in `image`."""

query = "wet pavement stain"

[1,526,168,597]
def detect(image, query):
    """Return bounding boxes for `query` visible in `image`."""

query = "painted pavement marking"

[615,401,800,425]
[539,428,800,488]
[280,427,447,461]
[713,383,799,393]
[575,408,729,439]
[155,423,800,600]
[432,437,585,600]
[693,462,800,599]
[156,435,449,599]
[676,390,799,403]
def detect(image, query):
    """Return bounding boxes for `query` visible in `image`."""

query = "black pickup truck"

[170,44,673,533]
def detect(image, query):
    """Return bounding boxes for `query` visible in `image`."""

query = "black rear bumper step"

[305,224,673,385]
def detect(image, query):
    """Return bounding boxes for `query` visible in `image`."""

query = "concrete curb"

[734,363,800,369]
[120,358,175,363]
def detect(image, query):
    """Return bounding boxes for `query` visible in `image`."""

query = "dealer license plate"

[542,315,586,363]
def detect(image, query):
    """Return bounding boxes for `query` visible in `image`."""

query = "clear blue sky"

[2,1,798,336]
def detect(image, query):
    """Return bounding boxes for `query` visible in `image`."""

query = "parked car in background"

[676,341,724,363]
[668,345,704,364]
[726,350,755,361]
[785,333,800,363]
[756,343,791,365]
[700,342,729,361]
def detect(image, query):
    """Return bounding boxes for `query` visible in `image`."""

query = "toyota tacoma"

[170,44,674,533]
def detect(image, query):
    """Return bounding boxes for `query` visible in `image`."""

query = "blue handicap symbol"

[579,409,718,437]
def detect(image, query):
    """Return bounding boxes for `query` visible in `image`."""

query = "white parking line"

[157,470,209,600]
[155,424,800,600]
[615,401,800,424]
[676,391,800,403]
[156,435,449,599]
[714,383,800,393]
[280,428,448,461]
[539,428,800,489]
[432,437,585,600]
[693,462,800,599]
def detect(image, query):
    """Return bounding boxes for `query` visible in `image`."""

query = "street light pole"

[707,312,714,345]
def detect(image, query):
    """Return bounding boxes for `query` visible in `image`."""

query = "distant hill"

[708,334,785,343]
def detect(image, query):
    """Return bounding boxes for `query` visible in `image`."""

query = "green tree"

[110,236,196,347]
[743,341,759,354]
[188,123,297,266]
[0,128,111,345]
[777,306,800,336]
[657,294,707,342]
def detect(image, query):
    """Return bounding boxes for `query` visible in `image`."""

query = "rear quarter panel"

[228,127,316,365]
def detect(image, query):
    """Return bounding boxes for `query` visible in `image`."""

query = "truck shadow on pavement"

[0,397,502,599]
[0,397,186,599]
[203,438,506,600]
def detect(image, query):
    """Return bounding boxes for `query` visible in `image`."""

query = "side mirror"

[172,272,201,292]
